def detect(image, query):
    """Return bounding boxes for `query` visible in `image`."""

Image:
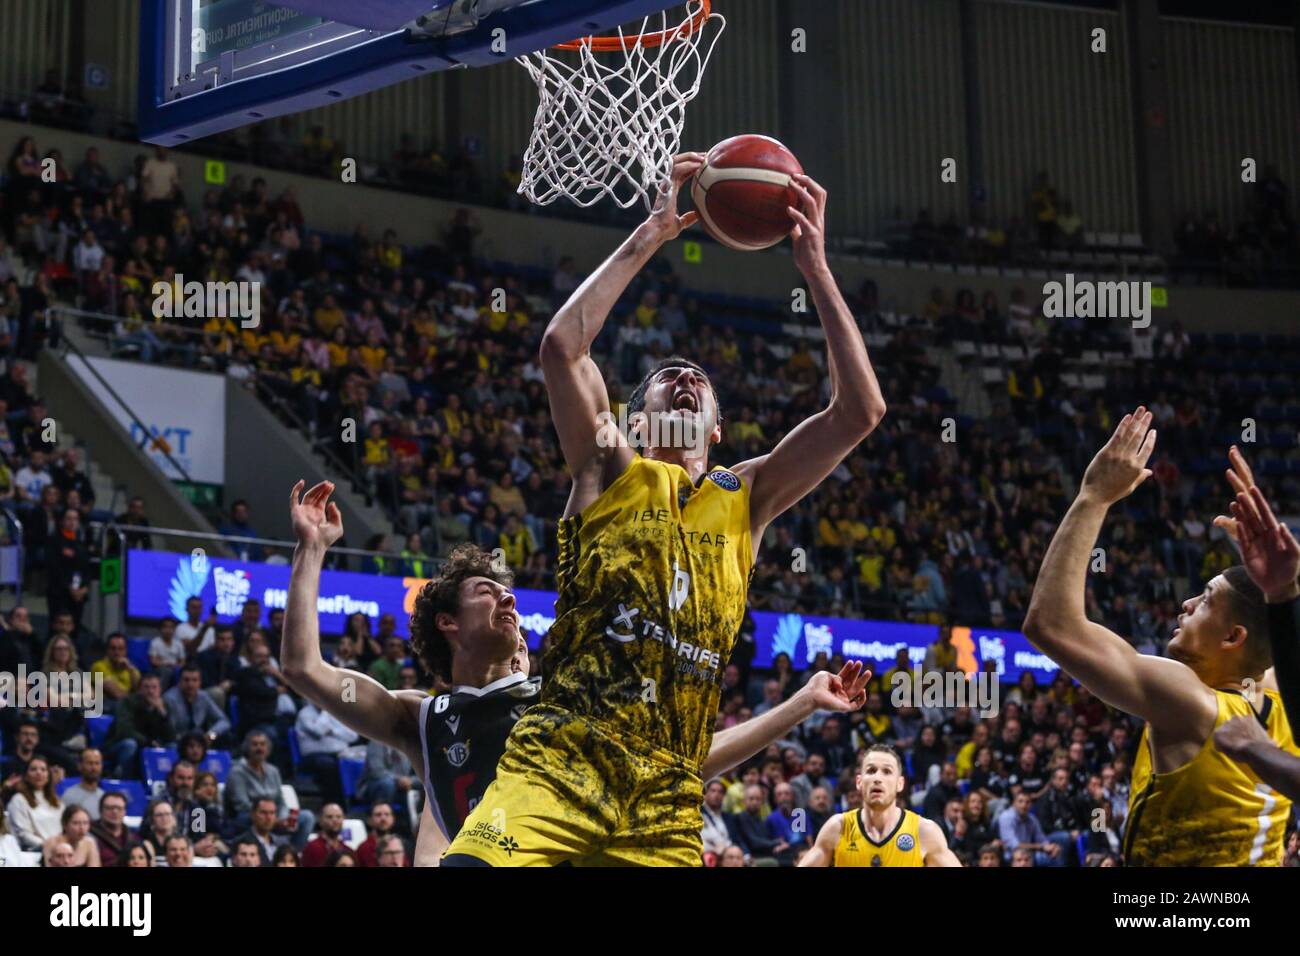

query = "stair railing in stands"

[48,308,195,484]
[48,305,374,509]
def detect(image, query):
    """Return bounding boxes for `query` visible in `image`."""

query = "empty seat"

[142,747,179,787]
[201,751,234,783]
[127,638,152,674]
[339,756,367,803]
[86,714,115,749]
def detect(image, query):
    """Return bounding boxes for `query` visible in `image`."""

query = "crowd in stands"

[3,119,1300,866]
[879,167,1299,289]
[10,68,1297,286]
[1171,165,1298,286]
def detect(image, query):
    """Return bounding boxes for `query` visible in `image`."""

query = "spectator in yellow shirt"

[378,229,402,271]
[880,648,912,696]
[1200,540,1233,583]
[869,520,897,552]
[498,515,535,569]
[786,341,816,382]
[634,290,659,328]
[923,628,959,674]
[489,473,526,517]
[203,316,239,354]
[313,294,346,337]
[730,406,764,444]
[240,324,270,356]
[817,502,845,553]
[269,319,302,358]
[326,326,350,368]
[719,336,740,364]
[91,634,141,703]
[440,395,464,436]
[838,504,870,549]
[358,329,387,374]
[954,723,990,779]
[856,542,884,590]
[363,423,391,468]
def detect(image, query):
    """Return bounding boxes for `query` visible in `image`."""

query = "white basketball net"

[515,2,724,210]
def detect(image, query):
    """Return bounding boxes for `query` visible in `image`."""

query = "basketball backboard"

[139,0,680,146]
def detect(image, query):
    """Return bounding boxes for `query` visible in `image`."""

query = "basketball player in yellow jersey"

[1024,408,1300,866]
[442,155,886,866]
[799,745,959,867]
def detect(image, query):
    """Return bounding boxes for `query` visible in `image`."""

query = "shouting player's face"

[856,752,905,810]
[457,576,522,663]
[634,364,721,455]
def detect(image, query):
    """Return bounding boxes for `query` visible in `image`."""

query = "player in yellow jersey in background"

[1024,411,1300,865]
[441,154,886,866]
[799,745,959,867]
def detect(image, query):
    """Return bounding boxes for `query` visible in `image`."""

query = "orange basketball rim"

[555,0,712,51]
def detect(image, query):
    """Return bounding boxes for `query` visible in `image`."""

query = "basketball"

[691,134,805,251]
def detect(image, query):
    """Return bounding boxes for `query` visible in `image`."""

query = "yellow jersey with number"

[1125,688,1298,866]
[834,807,924,867]
[545,454,753,768]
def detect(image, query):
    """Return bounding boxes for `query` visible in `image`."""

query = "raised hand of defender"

[802,660,871,713]
[1212,444,1257,549]
[646,152,704,242]
[788,173,827,276]
[1080,407,1157,505]
[290,479,344,551]
[1230,479,1300,603]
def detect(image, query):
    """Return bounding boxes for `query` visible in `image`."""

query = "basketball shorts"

[441,705,704,866]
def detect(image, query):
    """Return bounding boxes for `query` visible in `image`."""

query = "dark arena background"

[0,0,1298,933]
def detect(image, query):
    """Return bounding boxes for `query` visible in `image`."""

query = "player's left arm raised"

[1023,408,1216,742]
[918,817,962,867]
[732,175,886,543]
[700,661,870,779]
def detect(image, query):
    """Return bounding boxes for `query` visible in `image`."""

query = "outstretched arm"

[280,480,425,767]
[1215,714,1300,801]
[539,154,704,480]
[734,175,886,540]
[700,662,870,779]
[919,817,962,867]
[1023,408,1215,740]
[797,814,842,867]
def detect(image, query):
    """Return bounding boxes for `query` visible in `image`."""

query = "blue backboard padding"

[278,0,456,32]
[139,0,678,145]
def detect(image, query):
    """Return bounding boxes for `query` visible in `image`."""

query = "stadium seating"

[142,747,178,787]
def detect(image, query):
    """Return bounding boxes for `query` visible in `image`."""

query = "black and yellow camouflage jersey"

[544,454,754,769]
[1125,688,1298,866]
